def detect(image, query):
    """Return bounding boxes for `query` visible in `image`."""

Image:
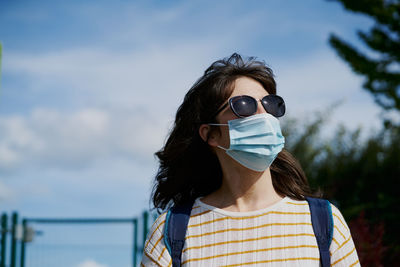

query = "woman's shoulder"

[327,202,360,266]
[283,196,350,231]
[145,202,206,242]
[328,201,352,239]
[284,197,351,235]
[148,211,168,238]
[282,196,311,212]
[284,197,309,206]
[141,211,171,266]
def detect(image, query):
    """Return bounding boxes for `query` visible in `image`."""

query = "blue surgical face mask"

[209,113,285,172]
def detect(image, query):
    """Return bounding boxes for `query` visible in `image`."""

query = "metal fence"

[0,211,156,267]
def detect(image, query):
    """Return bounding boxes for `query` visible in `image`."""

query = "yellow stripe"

[149,212,166,230]
[188,215,225,228]
[186,222,312,240]
[182,233,315,252]
[188,211,310,228]
[190,209,211,218]
[350,259,360,267]
[146,205,203,249]
[332,247,356,266]
[334,225,346,240]
[332,237,340,247]
[144,250,163,267]
[286,201,308,205]
[333,213,347,229]
[145,219,166,248]
[147,204,204,253]
[168,259,172,267]
[150,235,164,254]
[332,236,351,255]
[158,246,166,262]
[221,257,320,266]
[182,244,318,265]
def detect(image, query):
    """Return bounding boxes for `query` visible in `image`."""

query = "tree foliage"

[328,0,400,112]
[283,114,400,265]
[324,2,400,263]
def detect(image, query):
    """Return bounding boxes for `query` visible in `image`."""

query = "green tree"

[328,0,400,113]
[283,113,400,266]
[325,1,400,263]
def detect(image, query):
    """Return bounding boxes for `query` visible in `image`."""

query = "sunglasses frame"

[214,94,285,118]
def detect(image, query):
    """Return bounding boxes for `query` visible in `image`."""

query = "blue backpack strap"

[164,200,194,267]
[305,196,334,267]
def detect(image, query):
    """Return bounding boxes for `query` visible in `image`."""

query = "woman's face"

[213,76,270,149]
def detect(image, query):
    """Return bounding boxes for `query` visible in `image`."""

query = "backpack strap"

[164,200,195,267]
[305,196,334,267]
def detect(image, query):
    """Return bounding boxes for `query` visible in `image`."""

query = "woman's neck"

[201,162,283,212]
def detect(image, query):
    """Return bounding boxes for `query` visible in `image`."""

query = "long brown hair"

[152,53,314,212]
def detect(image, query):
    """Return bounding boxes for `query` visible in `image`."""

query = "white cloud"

[0,107,167,172]
[76,259,108,267]
[2,1,289,114]
[3,43,222,114]
[0,0,383,214]
[0,15,236,174]
[276,50,382,134]
[0,115,43,169]
[0,50,383,174]
[0,181,15,201]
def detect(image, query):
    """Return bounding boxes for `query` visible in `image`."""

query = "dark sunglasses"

[214,94,286,118]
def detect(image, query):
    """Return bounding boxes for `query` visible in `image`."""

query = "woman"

[141,53,360,266]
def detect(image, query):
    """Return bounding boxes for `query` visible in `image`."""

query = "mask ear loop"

[208,123,228,126]
[207,123,230,150]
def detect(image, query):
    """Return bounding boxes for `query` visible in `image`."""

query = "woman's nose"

[255,100,267,114]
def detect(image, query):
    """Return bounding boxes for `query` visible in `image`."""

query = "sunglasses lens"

[230,95,257,117]
[261,95,285,117]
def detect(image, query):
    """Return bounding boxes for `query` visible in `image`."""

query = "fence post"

[142,211,148,246]
[133,218,138,267]
[0,213,7,267]
[20,219,27,267]
[10,212,18,267]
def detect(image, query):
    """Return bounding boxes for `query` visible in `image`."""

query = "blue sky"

[0,0,383,266]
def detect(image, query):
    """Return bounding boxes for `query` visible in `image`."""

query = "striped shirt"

[141,196,360,266]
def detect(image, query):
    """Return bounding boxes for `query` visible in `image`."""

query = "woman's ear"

[199,124,219,147]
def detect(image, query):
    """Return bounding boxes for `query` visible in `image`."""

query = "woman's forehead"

[229,76,269,98]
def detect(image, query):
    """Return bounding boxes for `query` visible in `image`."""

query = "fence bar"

[4,212,148,267]
[25,218,135,224]
[20,219,27,267]
[10,212,18,267]
[0,213,7,267]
